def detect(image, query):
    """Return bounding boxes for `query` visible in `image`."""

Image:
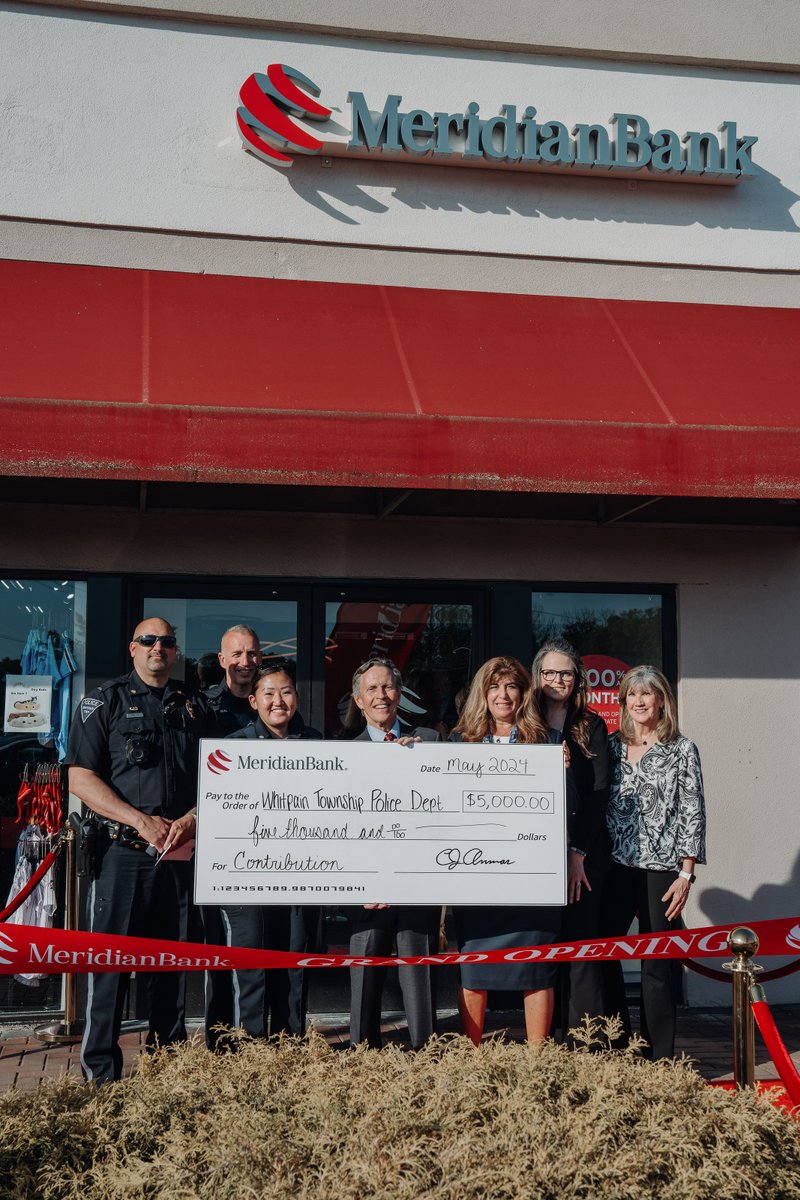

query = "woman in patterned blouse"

[602,665,706,1059]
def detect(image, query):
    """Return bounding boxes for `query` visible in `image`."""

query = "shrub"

[0,1027,798,1199]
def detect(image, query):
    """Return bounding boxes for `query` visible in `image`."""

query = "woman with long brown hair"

[526,638,611,1041]
[451,655,558,1045]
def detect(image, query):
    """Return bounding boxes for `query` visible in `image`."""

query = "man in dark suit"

[349,656,441,1049]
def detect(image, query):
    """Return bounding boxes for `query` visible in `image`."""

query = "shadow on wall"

[287,156,799,234]
[695,849,800,993]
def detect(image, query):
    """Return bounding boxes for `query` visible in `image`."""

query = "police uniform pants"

[81,843,190,1084]
[349,906,439,1049]
[215,905,292,1042]
[201,905,234,1050]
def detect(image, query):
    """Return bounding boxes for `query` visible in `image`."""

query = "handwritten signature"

[435,847,514,870]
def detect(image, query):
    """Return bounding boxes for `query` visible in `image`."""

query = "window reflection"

[324,601,473,738]
[532,591,663,732]
[142,598,298,690]
[0,578,86,1013]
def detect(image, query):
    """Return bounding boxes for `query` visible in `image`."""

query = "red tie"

[384,731,397,742]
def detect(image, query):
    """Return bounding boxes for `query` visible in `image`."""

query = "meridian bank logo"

[236,63,331,167]
[235,60,758,185]
[207,749,233,775]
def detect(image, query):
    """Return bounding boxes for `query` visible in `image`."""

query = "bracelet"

[678,870,696,883]
[568,846,587,857]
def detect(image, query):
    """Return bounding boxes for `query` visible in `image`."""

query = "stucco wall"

[26,0,800,72]
[1,7,797,272]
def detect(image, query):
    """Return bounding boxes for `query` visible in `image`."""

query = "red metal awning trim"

[1,259,798,499]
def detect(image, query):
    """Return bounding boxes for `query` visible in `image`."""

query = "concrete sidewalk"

[1,1005,799,1092]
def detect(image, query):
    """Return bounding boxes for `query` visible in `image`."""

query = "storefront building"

[1,1,799,1015]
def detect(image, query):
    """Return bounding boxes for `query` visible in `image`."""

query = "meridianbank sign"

[237,63,758,185]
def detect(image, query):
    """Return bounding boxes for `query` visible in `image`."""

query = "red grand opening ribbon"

[0,916,798,975]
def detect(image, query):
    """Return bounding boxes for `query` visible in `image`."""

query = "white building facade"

[1,0,798,1010]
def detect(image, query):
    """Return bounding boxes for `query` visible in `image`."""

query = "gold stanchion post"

[35,823,84,1043]
[724,926,761,1088]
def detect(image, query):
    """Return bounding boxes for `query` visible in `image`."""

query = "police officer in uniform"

[204,625,262,734]
[201,624,262,1047]
[222,659,324,1041]
[66,617,205,1083]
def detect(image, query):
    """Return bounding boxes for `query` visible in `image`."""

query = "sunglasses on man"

[133,634,178,649]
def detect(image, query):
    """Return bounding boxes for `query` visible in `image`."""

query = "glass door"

[315,587,482,740]
[135,583,312,724]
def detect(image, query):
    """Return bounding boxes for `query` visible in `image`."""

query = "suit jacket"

[354,724,441,743]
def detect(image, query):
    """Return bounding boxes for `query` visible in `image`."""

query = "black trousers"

[213,905,292,1040]
[201,904,234,1049]
[204,905,321,1045]
[600,861,684,1060]
[288,906,322,1036]
[349,906,440,1049]
[553,853,610,1043]
[81,843,189,1084]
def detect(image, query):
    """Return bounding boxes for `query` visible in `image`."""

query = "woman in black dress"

[527,638,611,1041]
[451,656,558,1045]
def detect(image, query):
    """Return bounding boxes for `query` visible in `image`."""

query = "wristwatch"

[678,870,696,883]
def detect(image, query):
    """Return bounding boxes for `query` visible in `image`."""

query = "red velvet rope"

[685,957,800,984]
[0,849,59,923]
[751,999,800,1107]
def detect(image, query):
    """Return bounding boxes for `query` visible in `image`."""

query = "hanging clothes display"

[19,626,76,761]
[4,820,58,985]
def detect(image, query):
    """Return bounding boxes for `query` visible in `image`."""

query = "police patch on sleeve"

[81,697,104,724]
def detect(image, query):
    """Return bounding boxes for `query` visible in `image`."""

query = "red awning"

[0,258,798,498]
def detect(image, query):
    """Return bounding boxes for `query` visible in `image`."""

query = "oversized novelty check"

[194,740,567,906]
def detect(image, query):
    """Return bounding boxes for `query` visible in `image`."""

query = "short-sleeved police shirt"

[204,682,254,736]
[65,670,206,818]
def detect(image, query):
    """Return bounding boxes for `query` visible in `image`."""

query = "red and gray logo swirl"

[236,64,332,168]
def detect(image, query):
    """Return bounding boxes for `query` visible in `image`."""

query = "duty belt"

[95,817,153,854]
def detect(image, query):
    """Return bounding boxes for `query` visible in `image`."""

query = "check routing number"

[194,741,567,906]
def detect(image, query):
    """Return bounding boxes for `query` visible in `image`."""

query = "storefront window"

[531,590,664,732]
[0,578,86,1012]
[142,597,298,688]
[323,599,473,738]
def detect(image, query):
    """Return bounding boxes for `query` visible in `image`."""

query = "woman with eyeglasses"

[450,656,559,1046]
[601,666,706,1059]
[527,638,611,1043]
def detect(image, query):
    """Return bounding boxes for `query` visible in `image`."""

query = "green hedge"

[1,1031,798,1199]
